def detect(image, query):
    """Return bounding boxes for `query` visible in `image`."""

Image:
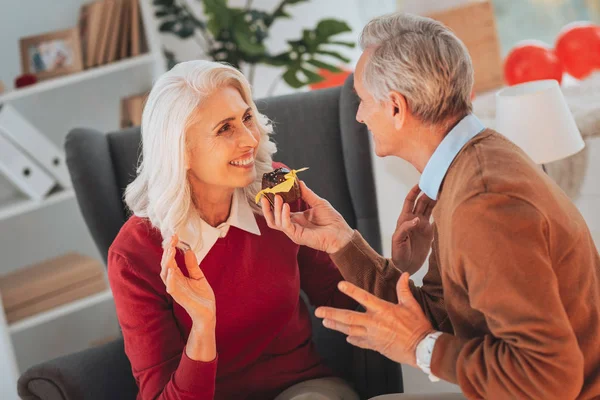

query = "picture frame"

[19,28,84,81]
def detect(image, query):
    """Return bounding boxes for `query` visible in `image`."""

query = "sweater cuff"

[173,349,218,394]
[330,230,366,264]
[330,230,397,277]
[431,333,467,384]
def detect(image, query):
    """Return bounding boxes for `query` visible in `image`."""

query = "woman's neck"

[190,182,234,227]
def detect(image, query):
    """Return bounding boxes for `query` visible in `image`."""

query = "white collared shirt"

[419,114,485,200]
[177,188,261,263]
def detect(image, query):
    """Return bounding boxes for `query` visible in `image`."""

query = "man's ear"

[389,91,407,130]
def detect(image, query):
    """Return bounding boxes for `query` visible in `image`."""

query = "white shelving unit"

[0,53,157,103]
[0,1,167,398]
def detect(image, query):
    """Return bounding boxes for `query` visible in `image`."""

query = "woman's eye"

[218,124,230,134]
[243,114,253,123]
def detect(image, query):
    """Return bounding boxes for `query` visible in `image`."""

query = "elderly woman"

[107,60,359,400]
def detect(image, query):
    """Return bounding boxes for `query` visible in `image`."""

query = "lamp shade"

[495,80,585,164]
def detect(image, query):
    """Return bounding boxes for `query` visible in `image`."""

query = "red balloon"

[504,42,563,86]
[555,22,600,80]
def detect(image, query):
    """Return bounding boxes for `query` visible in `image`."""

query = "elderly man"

[261,12,600,400]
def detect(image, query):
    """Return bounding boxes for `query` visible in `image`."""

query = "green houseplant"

[153,0,355,91]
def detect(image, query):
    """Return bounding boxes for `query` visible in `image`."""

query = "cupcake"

[261,168,302,205]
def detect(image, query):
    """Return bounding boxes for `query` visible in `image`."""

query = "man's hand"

[315,273,435,367]
[261,181,354,254]
[392,185,435,274]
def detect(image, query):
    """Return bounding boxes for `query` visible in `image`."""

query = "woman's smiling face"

[185,86,261,192]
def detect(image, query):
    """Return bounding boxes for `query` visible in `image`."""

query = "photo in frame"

[19,28,84,81]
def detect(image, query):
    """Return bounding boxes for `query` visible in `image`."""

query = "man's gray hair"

[359,12,474,124]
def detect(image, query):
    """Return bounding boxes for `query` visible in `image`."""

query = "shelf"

[8,289,113,334]
[0,189,75,221]
[0,53,157,103]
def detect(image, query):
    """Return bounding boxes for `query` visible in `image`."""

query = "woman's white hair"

[359,12,474,124]
[124,60,276,245]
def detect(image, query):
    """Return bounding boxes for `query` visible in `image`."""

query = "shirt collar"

[178,188,261,263]
[419,114,485,200]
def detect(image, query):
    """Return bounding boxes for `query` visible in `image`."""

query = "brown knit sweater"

[331,129,600,400]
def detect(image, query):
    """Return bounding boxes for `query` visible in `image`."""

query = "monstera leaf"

[154,0,205,39]
[204,0,233,36]
[267,0,310,25]
[231,10,267,56]
[268,19,354,88]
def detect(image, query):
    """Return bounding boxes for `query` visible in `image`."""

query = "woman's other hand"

[161,235,217,361]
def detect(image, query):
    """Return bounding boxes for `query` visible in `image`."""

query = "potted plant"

[153,0,355,92]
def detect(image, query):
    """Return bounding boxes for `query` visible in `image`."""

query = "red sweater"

[108,199,356,399]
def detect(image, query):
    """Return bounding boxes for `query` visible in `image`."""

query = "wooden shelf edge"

[8,289,113,334]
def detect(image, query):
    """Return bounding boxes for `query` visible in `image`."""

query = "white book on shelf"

[0,130,57,201]
[0,103,72,188]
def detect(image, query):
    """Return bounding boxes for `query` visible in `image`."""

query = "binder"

[0,103,72,188]
[0,130,56,200]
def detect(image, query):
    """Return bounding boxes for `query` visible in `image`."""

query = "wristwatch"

[416,331,443,382]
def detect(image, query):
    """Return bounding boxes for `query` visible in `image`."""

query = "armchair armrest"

[18,338,137,400]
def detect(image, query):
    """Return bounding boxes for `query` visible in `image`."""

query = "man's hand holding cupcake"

[261,180,354,254]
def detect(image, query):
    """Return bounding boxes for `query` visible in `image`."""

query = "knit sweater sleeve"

[431,193,584,400]
[108,251,217,400]
[329,230,401,302]
[329,230,451,333]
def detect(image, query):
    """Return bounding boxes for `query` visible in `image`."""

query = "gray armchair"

[17,75,403,400]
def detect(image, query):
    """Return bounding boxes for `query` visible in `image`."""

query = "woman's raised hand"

[160,235,216,334]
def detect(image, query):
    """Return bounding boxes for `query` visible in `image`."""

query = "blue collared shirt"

[419,114,485,200]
